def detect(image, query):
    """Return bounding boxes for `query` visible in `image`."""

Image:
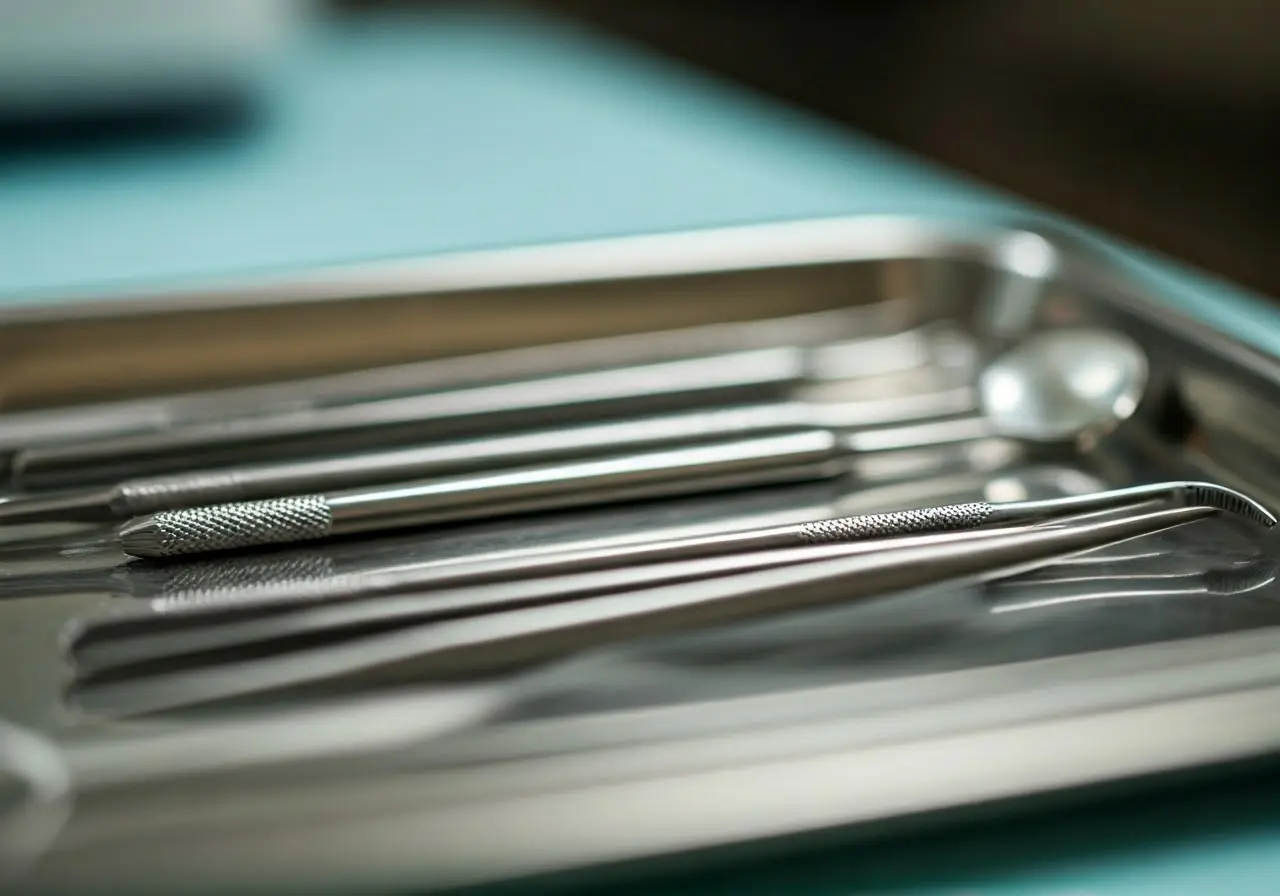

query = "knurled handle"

[798,502,993,543]
[125,496,334,557]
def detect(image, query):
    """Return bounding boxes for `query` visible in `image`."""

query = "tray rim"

[2,213,1276,417]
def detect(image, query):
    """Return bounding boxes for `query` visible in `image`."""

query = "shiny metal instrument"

[8,217,1280,896]
[0,325,1125,526]
[123,477,1272,562]
[8,347,808,489]
[115,328,1156,557]
[76,528,1002,677]
[82,482,1274,671]
[77,504,1222,717]
[0,306,888,453]
[0,388,974,525]
[0,453,1041,600]
[117,430,850,556]
[6,320,969,490]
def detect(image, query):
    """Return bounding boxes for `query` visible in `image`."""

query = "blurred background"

[536,0,1280,298]
[4,0,1279,298]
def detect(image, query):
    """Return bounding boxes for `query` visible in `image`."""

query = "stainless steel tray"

[3,216,1280,894]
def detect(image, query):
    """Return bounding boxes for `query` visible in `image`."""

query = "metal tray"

[3,216,1280,894]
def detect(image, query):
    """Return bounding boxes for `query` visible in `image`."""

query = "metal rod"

[77,529,1029,676]
[10,347,811,488]
[9,318,964,490]
[117,476,1275,561]
[74,505,1221,717]
[0,307,890,452]
[0,388,975,525]
[117,431,850,557]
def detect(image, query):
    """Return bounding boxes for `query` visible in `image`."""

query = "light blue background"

[2,7,1278,353]
[3,6,1279,894]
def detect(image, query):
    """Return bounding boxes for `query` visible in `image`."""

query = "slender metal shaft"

[70,483,1154,629]
[0,388,975,525]
[10,347,808,488]
[75,505,1220,716]
[88,496,1004,641]
[118,431,849,557]
[0,306,881,452]
[77,529,1036,676]
[90,492,1248,676]
[7,318,972,490]
[117,473,1275,561]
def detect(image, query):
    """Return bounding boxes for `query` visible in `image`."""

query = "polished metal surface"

[117,460,1273,563]
[7,321,970,491]
[9,347,807,488]
[0,720,68,885]
[0,307,879,450]
[980,327,1148,445]
[0,386,976,525]
[3,458,1030,605]
[9,392,971,527]
[3,217,1280,896]
[70,506,1218,717]
[985,558,1278,613]
[0,508,1226,883]
[78,481,1274,671]
[118,430,848,557]
[111,327,1156,558]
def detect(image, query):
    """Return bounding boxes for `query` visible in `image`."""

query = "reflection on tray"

[487,516,1276,724]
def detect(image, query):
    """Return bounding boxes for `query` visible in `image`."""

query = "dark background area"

[523,1,1280,299]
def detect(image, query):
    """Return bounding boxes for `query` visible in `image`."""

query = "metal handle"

[14,348,808,490]
[797,503,992,542]
[325,430,844,535]
[119,430,846,558]
[112,403,816,516]
[0,307,868,454]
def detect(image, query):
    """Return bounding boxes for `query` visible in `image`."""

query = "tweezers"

[70,504,1218,717]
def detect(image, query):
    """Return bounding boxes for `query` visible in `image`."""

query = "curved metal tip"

[1184,482,1278,529]
[119,515,164,559]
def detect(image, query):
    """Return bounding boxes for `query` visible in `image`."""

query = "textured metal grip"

[798,502,993,544]
[115,471,252,515]
[123,496,334,557]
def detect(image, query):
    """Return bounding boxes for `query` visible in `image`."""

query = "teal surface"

[2,7,1278,352]
[3,5,1280,894]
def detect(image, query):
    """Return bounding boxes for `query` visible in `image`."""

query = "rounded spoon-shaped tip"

[980,327,1149,445]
